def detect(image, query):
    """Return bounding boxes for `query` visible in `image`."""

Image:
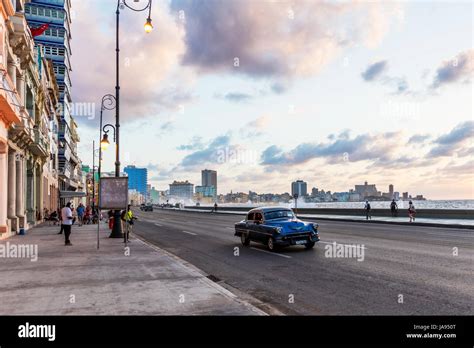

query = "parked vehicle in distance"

[234,207,320,251]
[140,203,153,211]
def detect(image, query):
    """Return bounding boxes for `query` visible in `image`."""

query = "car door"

[251,212,266,242]
[244,212,255,240]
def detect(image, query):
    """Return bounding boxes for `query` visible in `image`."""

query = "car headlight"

[274,227,282,234]
[312,223,319,231]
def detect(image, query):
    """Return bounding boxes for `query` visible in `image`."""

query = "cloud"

[361,60,409,94]
[179,135,232,167]
[177,136,204,151]
[217,92,254,103]
[239,115,271,138]
[261,131,404,166]
[408,134,431,144]
[438,160,474,176]
[170,0,401,80]
[432,50,474,88]
[71,0,191,125]
[361,60,388,81]
[427,121,474,158]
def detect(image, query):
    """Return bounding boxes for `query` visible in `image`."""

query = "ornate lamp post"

[105,0,153,238]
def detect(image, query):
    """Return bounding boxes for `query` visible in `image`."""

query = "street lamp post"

[107,0,153,238]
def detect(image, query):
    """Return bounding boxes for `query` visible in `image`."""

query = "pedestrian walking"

[107,210,114,230]
[61,202,74,246]
[364,200,371,220]
[77,203,85,226]
[408,201,416,222]
[122,205,137,243]
[57,205,65,234]
[390,199,398,217]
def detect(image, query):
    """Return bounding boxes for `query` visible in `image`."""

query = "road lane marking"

[250,247,292,258]
[319,241,367,250]
[182,230,197,236]
[154,223,163,227]
[226,227,234,230]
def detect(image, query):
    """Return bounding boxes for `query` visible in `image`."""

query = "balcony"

[9,13,36,66]
[29,128,50,158]
[0,76,21,125]
[58,166,70,179]
[8,107,35,148]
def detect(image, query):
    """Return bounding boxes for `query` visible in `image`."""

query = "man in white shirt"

[61,202,74,246]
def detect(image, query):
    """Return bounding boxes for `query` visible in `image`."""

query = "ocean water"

[210,200,474,210]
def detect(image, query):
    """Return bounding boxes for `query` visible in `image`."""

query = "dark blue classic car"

[234,207,320,251]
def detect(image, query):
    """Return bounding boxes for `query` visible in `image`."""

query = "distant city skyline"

[74,0,473,200]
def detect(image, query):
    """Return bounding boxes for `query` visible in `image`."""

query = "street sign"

[99,177,129,210]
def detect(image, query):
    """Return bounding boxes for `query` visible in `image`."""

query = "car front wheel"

[305,241,316,249]
[241,233,250,246]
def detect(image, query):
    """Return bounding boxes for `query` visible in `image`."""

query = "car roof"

[248,206,292,214]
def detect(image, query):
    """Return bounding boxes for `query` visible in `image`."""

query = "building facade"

[1,0,80,239]
[25,0,82,205]
[169,180,193,199]
[200,169,217,200]
[124,165,148,197]
[202,169,217,188]
[354,181,379,199]
[1,0,62,236]
[291,180,307,197]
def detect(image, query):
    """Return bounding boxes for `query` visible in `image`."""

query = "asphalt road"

[131,208,473,315]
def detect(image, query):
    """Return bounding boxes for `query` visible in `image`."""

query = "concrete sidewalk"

[0,222,264,315]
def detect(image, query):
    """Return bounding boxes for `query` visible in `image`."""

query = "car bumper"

[275,233,320,246]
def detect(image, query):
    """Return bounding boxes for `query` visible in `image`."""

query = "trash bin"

[19,228,25,235]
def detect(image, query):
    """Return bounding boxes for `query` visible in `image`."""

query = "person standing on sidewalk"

[408,201,416,222]
[123,205,137,243]
[390,199,398,217]
[57,205,65,234]
[77,203,85,226]
[61,202,74,246]
[364,200,372,220]
[107,210,114,230]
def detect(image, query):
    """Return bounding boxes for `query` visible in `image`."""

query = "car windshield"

[264,210,295,220]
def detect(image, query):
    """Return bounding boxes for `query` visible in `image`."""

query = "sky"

[72,0,474,200]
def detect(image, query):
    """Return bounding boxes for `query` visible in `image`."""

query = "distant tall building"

[124,166,148,197]
[355,181,379,198]
[200,169,217,199]
[202,169,217,189]
[169,181,194,199]
[291,180,308,197]
[389,184,394,197]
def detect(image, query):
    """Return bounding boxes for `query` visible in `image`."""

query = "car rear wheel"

[305,241,316,249]
[241,233,250,246]
[267,237,276,251]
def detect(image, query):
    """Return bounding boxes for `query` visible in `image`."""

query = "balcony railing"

[29,128,50,158]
